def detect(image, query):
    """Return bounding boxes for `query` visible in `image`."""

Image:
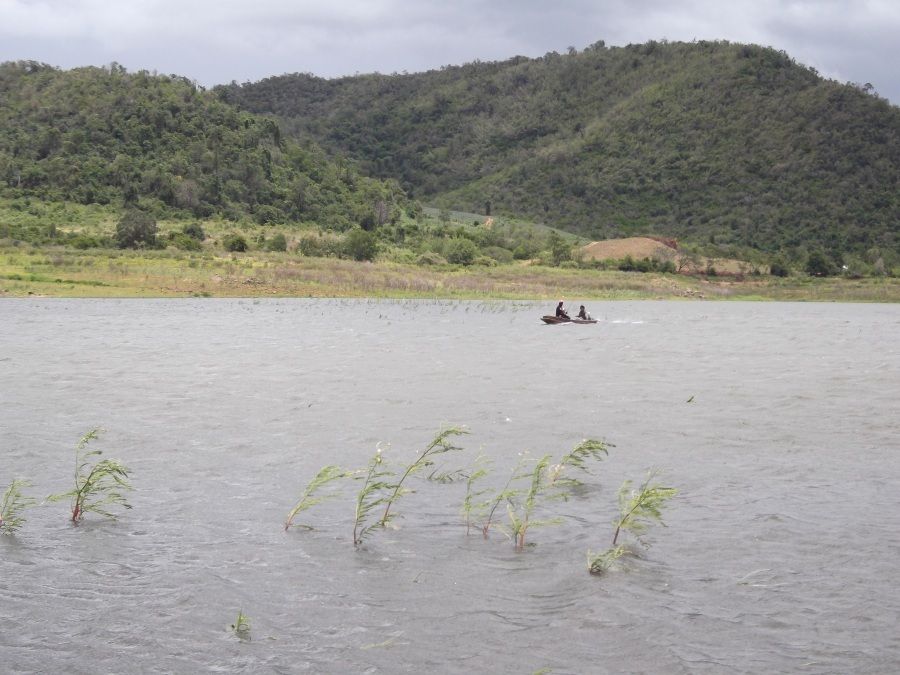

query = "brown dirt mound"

[579,237,750,275]
[579,237,675,261]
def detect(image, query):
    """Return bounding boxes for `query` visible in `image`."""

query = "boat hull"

[541,315,597,324]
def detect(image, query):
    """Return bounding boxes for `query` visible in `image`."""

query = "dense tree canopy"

[0,61,411,230]
[223,40,900,258]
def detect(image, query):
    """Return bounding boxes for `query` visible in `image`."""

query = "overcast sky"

[2,0,898,105]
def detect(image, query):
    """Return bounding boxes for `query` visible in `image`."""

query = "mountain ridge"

[2,39,899,270]
[222,40,900,259]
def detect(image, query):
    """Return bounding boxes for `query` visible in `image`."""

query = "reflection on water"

[2,299,899,673]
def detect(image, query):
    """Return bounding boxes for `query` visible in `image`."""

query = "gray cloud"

[1,0,897,103]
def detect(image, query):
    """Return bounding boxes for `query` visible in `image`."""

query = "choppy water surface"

[2,298,899,674]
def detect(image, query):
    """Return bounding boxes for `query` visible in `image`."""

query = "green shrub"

[182,222,206,241]
[513,244,540,260]
[255,205,283,225]
[482,246,514,263]
[444,238,477,265]
[223,233,248,252]
[168,232,203,251]
[266,233,288,252]
[71,234,103,250]
[387,248,417,264]
[806,249,834,277]
[769,256,790,277]
[416,251,448,265]
[617,255,634,271]
[296,231,342,258]
[343,228,378,261]
[657,260,676,274]
[115,210,157,249]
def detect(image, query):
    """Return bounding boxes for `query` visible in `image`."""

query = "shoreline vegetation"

[3,55,899,305]
[2,201,898,303]
[3,246,898,302]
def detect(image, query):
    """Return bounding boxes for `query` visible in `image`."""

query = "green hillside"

[222,40,900,261]
[0,61,411,231]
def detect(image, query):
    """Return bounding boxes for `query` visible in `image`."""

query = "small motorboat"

[541,315,597,324]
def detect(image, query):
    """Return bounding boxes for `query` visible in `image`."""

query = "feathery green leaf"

[285,465,349,530]
[380,423,467,525]
[1,477,37,535]
[49,427,133,523]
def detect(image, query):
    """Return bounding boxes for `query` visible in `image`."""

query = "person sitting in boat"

[577,305,592,320]
[556,301,570,319]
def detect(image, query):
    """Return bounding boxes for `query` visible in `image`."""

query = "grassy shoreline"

[3,246,899,302]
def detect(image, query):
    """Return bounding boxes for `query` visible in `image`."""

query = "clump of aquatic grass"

[289,424,467,545]
[588,469,678,574]
[380,424,467,526]
[228,608,251,640]
[293,428,614,552]
[474,439,610,545]
[1,477,37,535]
[480,452,529,538]
[50,427,133,524]
[586,544,630,575]
[285,465,349,530]
[506,453,565,548]
[353,445,396,545]
[549,439,611,487]
[611,469,678,547]
[461,452,493,535]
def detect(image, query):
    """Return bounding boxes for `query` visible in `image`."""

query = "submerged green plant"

[587,544,629,575]
[50,427,133,524]
[612,469,678,547]
[426,466,468,483]
[228,608,251,639]
[506,453,564,548]
[352,445,396,545]
[480,452,529,538]
[1,477,37,535]
[285,465,348,530]
[475,438,609,545]
[588,469,678,575]
[380,424,467,526]
[549,439,611,486]
[461,452,493,535]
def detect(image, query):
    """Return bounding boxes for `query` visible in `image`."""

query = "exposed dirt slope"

[579,237,675,261]
[579,237,750,274]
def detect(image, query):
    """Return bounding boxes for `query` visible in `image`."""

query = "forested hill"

[0,61,410,228]
[220,40,900,257]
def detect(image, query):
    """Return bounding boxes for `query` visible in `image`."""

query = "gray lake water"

[1,298,899,674]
